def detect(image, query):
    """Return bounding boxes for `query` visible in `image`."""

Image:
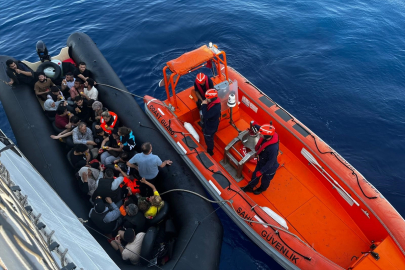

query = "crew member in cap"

[244,123,279,195]
[201,89,221,156]
[89,196,122,234]
[193,72,214,109]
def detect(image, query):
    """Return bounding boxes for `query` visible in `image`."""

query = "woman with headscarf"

[44,99,63,118]
[91,101,107,132]
[78,162,103,196]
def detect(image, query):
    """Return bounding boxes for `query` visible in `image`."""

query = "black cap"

[123,229,135,243]
[94,198,105,213]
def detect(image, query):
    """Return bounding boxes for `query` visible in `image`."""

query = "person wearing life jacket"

[244,123,279,195]
[193,72,214,109]
[99,111,118,135]
[201,89,221,156]
[89,196,122,234]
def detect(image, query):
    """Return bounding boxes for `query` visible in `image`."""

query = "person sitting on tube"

[73,62,94,82]
[201,89,221,156]
[111,228,146,265]
[34,72,55,101]
[5,59,36,87]
[193,72,214,109]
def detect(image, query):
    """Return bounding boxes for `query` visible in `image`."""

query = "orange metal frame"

[162,50,229,109]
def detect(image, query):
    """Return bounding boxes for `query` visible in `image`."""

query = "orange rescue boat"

[143,44,405,269]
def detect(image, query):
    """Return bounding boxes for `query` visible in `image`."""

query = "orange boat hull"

[144,49,405,269]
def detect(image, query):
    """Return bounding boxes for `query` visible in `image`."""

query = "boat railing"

[0,159,77,270]
[160,43,230,110]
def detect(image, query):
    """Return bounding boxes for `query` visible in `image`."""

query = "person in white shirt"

[111,228,146,265]
[83,78,98,100]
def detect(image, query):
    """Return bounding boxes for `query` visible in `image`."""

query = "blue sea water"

[1,0,404,269]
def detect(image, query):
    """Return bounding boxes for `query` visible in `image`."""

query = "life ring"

[240,145,257,164]
[36,61,61,80]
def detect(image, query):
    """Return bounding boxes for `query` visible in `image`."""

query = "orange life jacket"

[100,112,118,135]
[119,176,140,195]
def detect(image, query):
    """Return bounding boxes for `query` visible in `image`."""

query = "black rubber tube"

[0,32,223,270]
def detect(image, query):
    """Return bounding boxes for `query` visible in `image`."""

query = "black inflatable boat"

[0,32,222,270]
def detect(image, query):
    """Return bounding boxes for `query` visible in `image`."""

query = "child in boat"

[138,178,164,219]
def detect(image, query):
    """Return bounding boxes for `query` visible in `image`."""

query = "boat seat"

[140,226,158,265]
[52,121,65,134]
[66,149,75,168]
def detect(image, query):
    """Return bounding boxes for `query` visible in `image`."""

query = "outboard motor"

[36,40,50,62]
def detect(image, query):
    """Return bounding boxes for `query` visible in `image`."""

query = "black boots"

[243,185,255,193]
[208,150,214,156]
[253,187,265,195]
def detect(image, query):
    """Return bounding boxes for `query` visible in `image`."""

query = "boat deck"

[172,87,372,268]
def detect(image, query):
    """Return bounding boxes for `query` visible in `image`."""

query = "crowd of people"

[5,58,173,265]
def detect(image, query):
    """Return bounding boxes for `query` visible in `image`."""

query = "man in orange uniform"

[244,123,279,195]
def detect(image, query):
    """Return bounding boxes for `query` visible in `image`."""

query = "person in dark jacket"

[201,89,221,156]
[73,95,91,123]
[69,144,90,169]
[244,123,279,195]
[91,167,125,203]
[122,203,147,233]
[5,59,36,86]
[89,196,121,234]
[193,73,214,109]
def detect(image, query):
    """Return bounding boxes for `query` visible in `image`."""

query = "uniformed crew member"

[201,89,221,156]
[244,123,279,195]
[194,72,214,109]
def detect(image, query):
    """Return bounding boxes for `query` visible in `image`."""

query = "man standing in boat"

[244,123,279,195]
[201,89,221,156]
[194,73,214,109]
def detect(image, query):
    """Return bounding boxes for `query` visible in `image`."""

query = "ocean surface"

[1,0,404,269]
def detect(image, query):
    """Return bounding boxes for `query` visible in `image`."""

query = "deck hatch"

[259,96,275,107]
[182,136,198,150]
[293,123,310,137]
[197,152,214,169]
[212,172,230,189]
[275,108,292,122]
